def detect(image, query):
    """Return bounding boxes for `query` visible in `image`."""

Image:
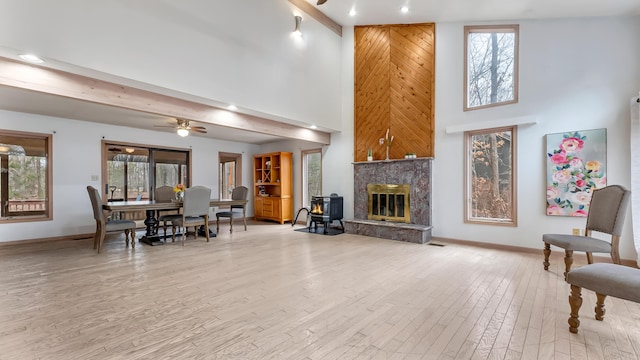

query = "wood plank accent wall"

[354,23,435,162]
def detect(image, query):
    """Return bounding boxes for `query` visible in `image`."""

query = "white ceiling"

[2,0,638,144]
[307,0,640,26]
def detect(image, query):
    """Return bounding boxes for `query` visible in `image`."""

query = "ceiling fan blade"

[317,0,327,4]
[191,128,207,134]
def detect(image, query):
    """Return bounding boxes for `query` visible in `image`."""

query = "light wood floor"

[1,221,639,360]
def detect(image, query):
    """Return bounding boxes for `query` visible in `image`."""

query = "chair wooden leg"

[131,228,136,249]
[124,229,130,247]
[97,225,106,254]
[568,285,582,333]
[611,235,621,264]
[243,215,247,231]
[204,217,210,243]
[543,242,551,270]
[171,225,177,242]
[93,225,101,250]
[216,216,220,233]
[586,252,594,264]
[230,217,233,233]
[162,222,168,244]
[563,250,573,281]
[595,293,607,321]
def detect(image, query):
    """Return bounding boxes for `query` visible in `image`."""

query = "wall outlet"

[572,228,581,236]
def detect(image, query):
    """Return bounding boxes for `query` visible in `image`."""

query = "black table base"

[138,209,216,246]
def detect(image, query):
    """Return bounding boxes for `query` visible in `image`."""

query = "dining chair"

[542,185,631,280]
[86,186,137,253]
[155,185,181,240]
[216,186,249,233]
[171,186,212,245]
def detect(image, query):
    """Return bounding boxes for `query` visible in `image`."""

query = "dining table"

[103,199,248,246]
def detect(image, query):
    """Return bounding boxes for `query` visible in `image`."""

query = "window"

[219,152,242,200]
[464,25,519,111]
[103,141,190,202]
[0,130,52,222]
[302,149,322,207]
[465,126,517,225]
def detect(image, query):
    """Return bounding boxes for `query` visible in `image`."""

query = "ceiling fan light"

[177,128,189,137]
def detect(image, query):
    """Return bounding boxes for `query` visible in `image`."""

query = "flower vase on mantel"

[379,128,394,161]
[175,191,184,201]
[367,148,373,162]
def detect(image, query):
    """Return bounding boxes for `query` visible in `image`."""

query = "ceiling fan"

[317,0,328,4]
[155,119,207,137]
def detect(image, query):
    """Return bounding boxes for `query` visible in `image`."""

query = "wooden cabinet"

[254,152,292,224]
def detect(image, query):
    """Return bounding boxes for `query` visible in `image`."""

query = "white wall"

[0,109,259,243]
[435,16,640,260]
[254,28,356,222]
[0,0,343,131]
[327,16,640,260]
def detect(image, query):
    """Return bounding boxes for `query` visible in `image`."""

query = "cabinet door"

[254,197,263,218]
[273,199,282,223]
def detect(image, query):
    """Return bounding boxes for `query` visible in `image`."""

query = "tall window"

[0,130,52,222]
[219,152,242,200]
[464,25,519,111]
[465,126,517,225]
[302,149,322,206]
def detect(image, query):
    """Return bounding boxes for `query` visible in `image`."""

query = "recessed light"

[310,125,317,129]
[348,8,356,16]
[227,104,238,111]
[19,54,44,64]
[401,6,409,13]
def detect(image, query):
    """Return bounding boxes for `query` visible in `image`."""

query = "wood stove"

[309,194,344,234]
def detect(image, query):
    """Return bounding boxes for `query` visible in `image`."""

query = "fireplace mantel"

[352,157,432,165]
[345,158,433,244]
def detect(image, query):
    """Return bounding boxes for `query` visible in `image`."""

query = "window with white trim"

[465,126,517,225]
[464,25,519,111]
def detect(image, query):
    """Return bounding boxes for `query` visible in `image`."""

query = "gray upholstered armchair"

[155,185,181,241]
[171,186,212,245]
[216,186,248,233]
[87,186,137,253]
[542,185,631,280]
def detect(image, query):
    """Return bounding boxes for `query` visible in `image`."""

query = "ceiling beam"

[0,56,331,144]
[288,0,342,37]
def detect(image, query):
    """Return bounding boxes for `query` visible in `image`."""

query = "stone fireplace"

[344,158,432,244]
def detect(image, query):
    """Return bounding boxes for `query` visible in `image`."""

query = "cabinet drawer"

[261,198,273,216]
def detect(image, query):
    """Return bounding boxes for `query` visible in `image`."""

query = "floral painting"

[546,129,607,217]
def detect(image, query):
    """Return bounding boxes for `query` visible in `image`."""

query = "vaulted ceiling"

[1,0,638,144]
